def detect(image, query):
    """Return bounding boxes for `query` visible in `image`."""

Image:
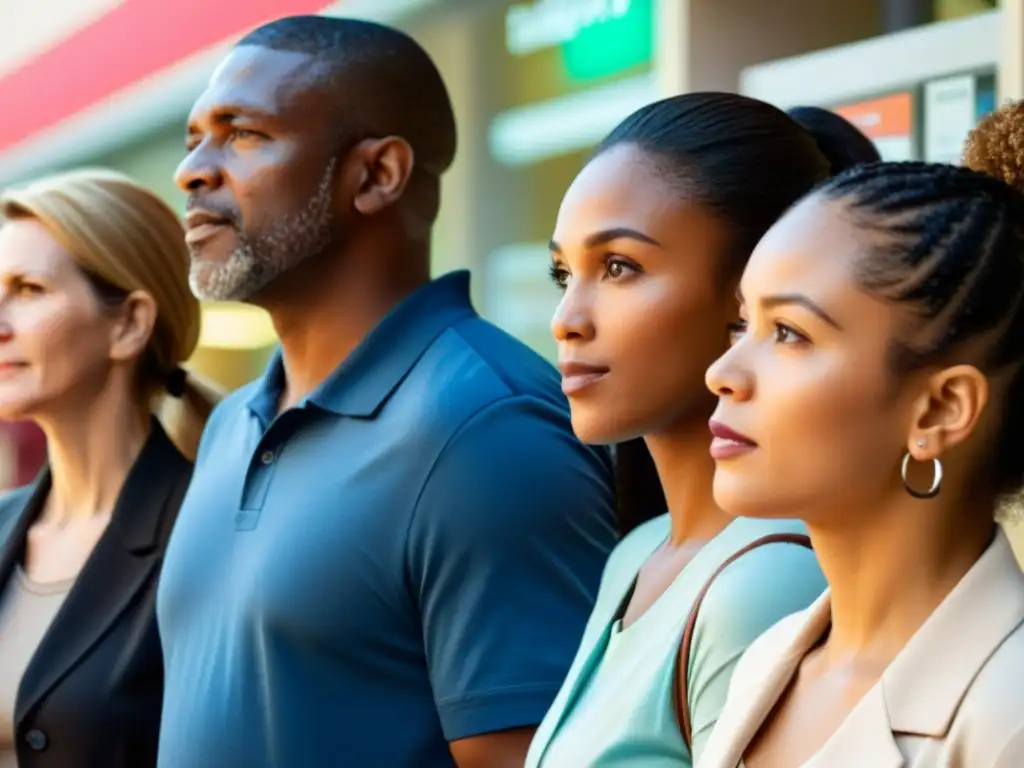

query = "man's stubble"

[189,159,337,303]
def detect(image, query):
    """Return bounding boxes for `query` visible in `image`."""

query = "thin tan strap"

[673,532,813,750]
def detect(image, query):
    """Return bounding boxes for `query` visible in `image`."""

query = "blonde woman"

[0,169,220,768]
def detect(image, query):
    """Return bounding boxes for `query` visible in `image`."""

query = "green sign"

[560,0,653,82]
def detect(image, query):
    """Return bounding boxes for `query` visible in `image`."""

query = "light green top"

[525,514,826,768]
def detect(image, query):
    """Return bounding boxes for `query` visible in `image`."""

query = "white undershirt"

[0,567,73,767]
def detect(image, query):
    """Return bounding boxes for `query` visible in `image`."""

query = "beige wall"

[412,5,534,312]
[1002,0,1024,101]
[669,0,881,94]
[412,14,477,283]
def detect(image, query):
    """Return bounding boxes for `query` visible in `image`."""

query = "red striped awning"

[0,0,331,153]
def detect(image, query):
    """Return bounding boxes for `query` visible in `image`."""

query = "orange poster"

[833,92,914,161]
[834,92,913,140]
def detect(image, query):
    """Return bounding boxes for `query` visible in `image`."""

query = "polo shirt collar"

[248,270,477,422]
[749,529,1024,741]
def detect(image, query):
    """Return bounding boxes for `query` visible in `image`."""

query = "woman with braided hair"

[700,103,1024,767]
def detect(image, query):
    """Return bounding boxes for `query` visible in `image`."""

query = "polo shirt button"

[260,449,275,465]
[24,728,47,750]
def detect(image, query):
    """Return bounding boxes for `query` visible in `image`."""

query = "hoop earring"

[901,452,943,500]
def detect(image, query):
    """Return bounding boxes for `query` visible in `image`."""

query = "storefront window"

[934,0,997,21]
[478,0,657,360]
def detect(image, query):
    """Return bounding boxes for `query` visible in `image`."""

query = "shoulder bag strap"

[673,532,813,750]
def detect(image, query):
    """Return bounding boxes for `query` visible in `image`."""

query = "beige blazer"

[699,529,1024,768]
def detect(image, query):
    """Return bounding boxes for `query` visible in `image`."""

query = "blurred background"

[0,0,1009,486]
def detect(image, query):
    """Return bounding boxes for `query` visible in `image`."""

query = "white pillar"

[1001,0,1024,101]
[655,0,690,97]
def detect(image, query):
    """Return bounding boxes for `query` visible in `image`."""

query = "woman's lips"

[708,419,757,460]
[558,361,609,396]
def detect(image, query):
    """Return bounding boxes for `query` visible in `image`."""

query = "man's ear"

[351,136,415,216]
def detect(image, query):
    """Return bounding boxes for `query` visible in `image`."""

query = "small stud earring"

[917,438,926,448]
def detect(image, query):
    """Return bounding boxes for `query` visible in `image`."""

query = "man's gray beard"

[189,159,336,303]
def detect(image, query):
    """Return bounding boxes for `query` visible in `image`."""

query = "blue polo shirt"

[156,271,617,768]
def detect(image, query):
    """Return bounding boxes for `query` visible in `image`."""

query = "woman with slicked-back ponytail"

[0,169,222,768]
[700,102,1024,767]
[528,94,878,767]
[608,103,881,539]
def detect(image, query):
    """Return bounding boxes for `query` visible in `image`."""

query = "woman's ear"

[108,290,158,364]
[905,364,989,460]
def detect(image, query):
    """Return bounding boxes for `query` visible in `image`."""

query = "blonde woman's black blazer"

[0,419,191,768]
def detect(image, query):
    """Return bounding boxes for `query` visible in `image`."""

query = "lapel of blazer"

[15,419,191,725]
[734,605,905,768]
[706,532,1024,768]
[807,683,904,768]
[881,529,1024,738]
[0,474,50,610]
[702,594,832,768]
[817,530,1024,768]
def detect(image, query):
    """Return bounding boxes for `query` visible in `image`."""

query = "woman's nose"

[706,347,753,401]
[551,287,596,343]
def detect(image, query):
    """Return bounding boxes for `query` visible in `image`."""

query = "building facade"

[0,0,1011,385]
[2,0,1022,557]
[0,0,1008,475]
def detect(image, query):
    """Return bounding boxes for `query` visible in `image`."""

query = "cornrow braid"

[816,159,1024,494]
